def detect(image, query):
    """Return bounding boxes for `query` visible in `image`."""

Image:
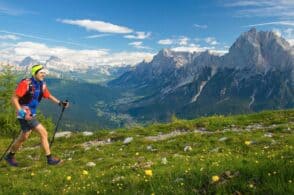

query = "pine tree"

[0,64,18,136]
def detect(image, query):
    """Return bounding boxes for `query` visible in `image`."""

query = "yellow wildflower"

[145,169,153,177]
[31,172,35,176]
[83,170,89,175]
[212,175,220,183]
[245,141,252,145]
[66,176,72,181]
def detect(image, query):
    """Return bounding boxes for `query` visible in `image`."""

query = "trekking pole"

[49,100,68,148]
[0,130,21,162]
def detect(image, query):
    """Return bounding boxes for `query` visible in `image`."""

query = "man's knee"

[36,125,48,139]
[41,131,48,139]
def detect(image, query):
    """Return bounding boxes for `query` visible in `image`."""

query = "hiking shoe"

[4,155,18,167]
[47,156,62,165]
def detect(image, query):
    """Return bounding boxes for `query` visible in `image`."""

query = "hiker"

[5,64,69,166]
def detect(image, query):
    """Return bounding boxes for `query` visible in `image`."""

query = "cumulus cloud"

[158,39,173,45]
[205,37,219,45]
[171,45,228,55]
[124,31,151,39]
[58,19,133,34]
[158,37,189,46]
[178,37,189,46]
[171,45,204,53]
[0,41,155,67]
[158,36,226,54]
[128,41,150,49]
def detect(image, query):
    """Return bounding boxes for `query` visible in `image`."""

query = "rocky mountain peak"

[225,28,293,71]
[19,56,40,67]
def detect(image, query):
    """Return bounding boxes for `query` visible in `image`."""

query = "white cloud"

[224,0,294,18]
[224,1,272,7]
[85,34,111,39]
[0,41,155,67]
[58,19,133,34]
[158,39,173,45]
[171,45,228,55]
[129,41,142,46]
[194,24,208,29]
[244,21,294,27]
[0,34,20,40]
[205,37,219,45]
[128,41,150,49]
[158,37,189,46]
[158,36,226,54]
[124,31,151,39]
[110,51,154,64]
[171,45,204,53]
[178,37,189,46]
[0,30,86,47]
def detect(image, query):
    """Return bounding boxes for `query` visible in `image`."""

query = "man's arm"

[11,94,22,111]
[48,94,69,108]
[48,94,60,105]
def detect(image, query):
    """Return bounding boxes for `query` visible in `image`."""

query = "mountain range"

[109,28,294,122]
[16,55,132,83]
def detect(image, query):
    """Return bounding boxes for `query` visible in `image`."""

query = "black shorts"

[18,118,40,132]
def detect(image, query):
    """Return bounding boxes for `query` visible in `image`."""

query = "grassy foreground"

[0,109,293,194]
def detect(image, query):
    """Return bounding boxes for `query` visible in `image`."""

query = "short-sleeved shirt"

[15,77,51,115]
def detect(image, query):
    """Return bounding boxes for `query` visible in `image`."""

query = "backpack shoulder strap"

[18,78,33,104]
[19,78,32,92]
[38,81,45,102]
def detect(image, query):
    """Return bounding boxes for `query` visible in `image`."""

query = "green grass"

[0,109,293,194]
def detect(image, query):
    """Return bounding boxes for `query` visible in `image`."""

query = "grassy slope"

[0,109,293,194]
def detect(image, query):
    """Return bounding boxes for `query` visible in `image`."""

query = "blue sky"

[0,0,294,66]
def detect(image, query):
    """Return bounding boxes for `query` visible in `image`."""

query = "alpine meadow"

[0,0,294,194]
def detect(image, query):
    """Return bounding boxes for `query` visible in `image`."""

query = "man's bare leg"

[33,124,50,155]
[10,130,32,153]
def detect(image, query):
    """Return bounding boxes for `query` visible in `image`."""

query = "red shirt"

[15,79,51,98]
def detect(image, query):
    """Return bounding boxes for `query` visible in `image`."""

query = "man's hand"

[58,100,69,108]
[18,107,33,120]
[17,109,26,119]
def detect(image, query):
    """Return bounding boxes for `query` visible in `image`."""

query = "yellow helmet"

[31,64,43,76]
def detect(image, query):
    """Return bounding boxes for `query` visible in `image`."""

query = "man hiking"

[5,64,69,166]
